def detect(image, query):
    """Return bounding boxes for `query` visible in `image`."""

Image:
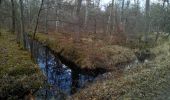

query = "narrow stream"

[24,34,95,99]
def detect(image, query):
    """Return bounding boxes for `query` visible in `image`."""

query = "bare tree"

[44,0,49,34]
[84,0,90,29]
[33,0,44,38]
[74,0,82,41]
[106,0,114,35]
[144,0,150,42]
[120,0,125,32]
[11,0,15,34]
[19,0,25,47]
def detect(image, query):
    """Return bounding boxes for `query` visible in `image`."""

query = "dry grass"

[71,38,170,100]
[32,32,136,70]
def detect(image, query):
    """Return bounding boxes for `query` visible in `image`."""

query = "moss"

[0,31,44,99]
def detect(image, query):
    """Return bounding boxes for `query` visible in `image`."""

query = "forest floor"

[28,31,170,99]
[0,31,44,99]
[31,32,136,72]
[71,36,170,99]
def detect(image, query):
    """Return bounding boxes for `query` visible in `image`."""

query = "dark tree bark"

[144,0,150,42]
[19,0,26,48]
[76,0,82,16]
[121,0,125,21]
[33,0,44,39]
[11,0,15,34]
[74,0,82,41]
[44,0,49,34]
[31,0,44,59]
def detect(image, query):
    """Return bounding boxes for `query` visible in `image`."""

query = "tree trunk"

[144,0,150,43]
[76,0,82,16]
[106,0,114,35]
[31,0,44,59]
[84,0,90,29]
[155,26,160,41]
[55,0,61,32]
[45,0,49,34]
[120,0,125,32]
[33,0,44,38]
[11,0,15,34]
[74,0,82,41]
[121,0,125,22]
[19,0,26,48]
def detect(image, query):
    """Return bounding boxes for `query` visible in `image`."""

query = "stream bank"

[0,31,44,100]
[25,32,138,99]
[25,33,107,99]
[71,37,170,100]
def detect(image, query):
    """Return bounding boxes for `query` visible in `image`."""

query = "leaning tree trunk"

[33,0,44,38]
[31,0,44,59]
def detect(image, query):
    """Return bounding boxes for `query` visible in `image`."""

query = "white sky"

[100,0,160,10]
[100,0,159,5]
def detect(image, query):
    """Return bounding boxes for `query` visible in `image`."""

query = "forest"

[0,0,170,100]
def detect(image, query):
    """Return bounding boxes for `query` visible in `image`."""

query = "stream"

[24,34,95,99]
[24,33,151,99]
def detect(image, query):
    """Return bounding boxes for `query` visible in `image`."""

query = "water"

[24,34,95,99]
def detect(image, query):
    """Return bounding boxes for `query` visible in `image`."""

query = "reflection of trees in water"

[25,35,95,96]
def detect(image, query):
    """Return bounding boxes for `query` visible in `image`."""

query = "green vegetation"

[0,31,44,99]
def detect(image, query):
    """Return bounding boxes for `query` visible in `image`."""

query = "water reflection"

[25,34,94,98]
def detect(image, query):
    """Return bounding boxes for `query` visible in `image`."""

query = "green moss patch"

[0,31,44,99]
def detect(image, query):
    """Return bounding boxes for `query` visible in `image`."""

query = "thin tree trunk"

[155,26,160,41]
[19,0,26,48]
[33,0,44,39]
[76,0,82,15]
[121,0,125,22]
[45,0,48,34]
[30,0,44,59]
[121,0,125,32]
[0,0,1,36]
[11,0,15,34]
[94,18,97,34]
[144,0,150,43]
[74,0,82,41]
[106,0,114,35]
[84,0,89,29]
[55,0,61,32]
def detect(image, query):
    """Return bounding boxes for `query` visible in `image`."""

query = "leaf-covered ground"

[0,31,44,99]
[71,38,170,100]
[29,32,136,70]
